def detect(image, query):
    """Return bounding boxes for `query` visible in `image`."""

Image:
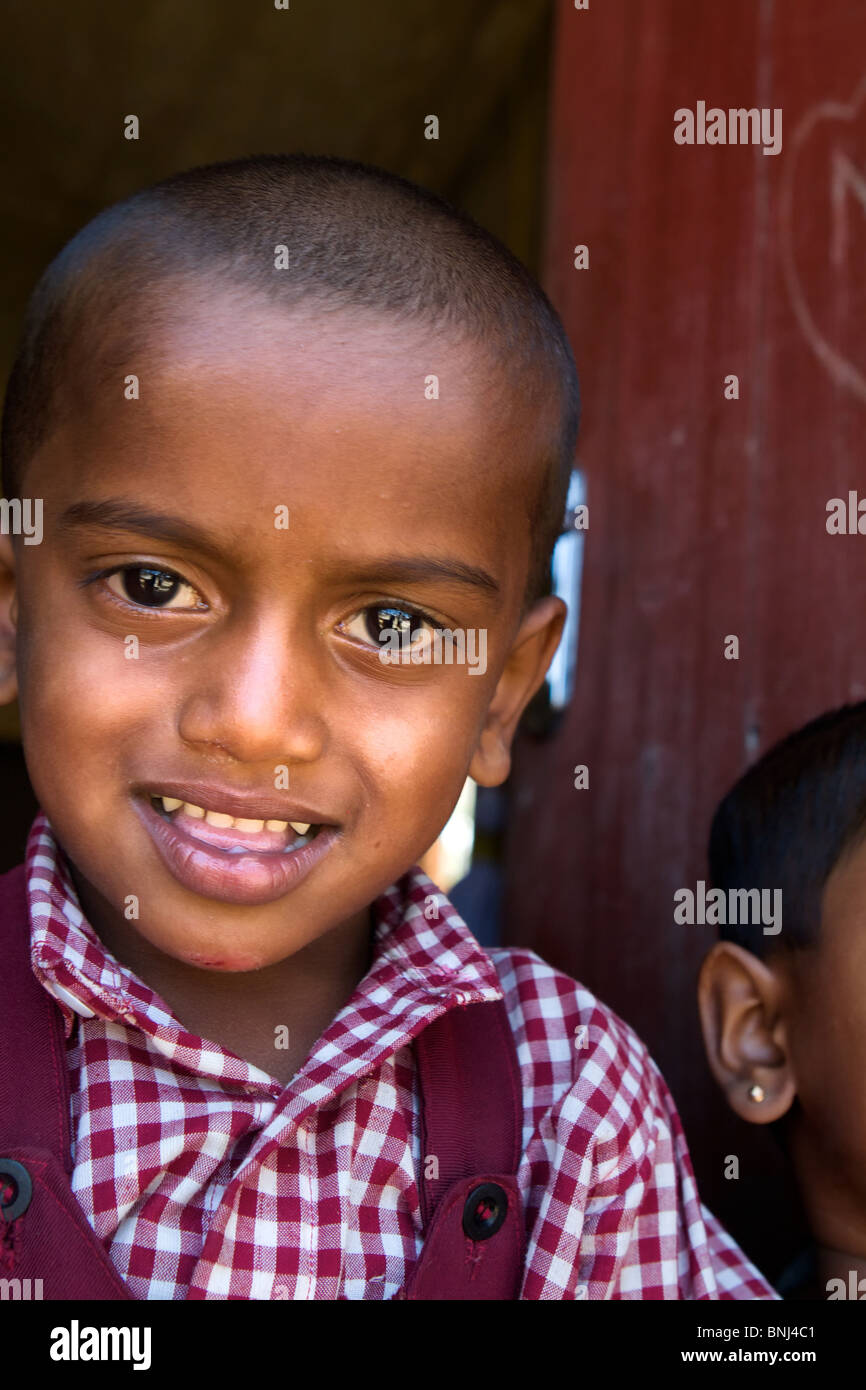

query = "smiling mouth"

[135,788,339,906]
[149,794,321,855]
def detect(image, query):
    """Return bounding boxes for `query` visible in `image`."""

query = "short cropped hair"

[1,153,580,606]
[708,700,866,958]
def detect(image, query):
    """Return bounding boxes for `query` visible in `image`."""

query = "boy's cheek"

[21,636,142,738]
[18,643,152,816]
[355,687,484,778]
[786,983,866,1160]
[345,700,482,850]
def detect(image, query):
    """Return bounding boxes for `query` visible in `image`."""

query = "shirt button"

[50,983,96,1018]
[462,1182,509,1240]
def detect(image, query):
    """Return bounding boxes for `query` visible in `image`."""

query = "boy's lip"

[135,779,333,828]
[132,786,340,906]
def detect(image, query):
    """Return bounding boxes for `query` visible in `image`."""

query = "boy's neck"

[68,869,376,1085]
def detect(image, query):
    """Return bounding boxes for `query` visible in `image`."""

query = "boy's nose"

[175,612,328,767]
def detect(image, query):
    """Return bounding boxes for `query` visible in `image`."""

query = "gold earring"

[747,1083,765,1103]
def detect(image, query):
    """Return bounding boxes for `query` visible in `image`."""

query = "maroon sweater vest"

[0,862,525,1299]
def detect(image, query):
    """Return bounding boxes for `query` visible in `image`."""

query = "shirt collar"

[25,811,504,1099]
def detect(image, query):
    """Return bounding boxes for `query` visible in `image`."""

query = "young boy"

[0,153,774,1299]
[699,700,866,1299]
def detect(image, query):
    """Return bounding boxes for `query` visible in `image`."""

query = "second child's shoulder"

[486,945,678,1139]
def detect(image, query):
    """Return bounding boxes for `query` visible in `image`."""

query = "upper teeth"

[160,796,310,835]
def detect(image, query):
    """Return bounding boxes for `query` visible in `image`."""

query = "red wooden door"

[506,0,866,1278]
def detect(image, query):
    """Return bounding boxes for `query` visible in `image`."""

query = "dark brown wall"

[506,0,866,1279]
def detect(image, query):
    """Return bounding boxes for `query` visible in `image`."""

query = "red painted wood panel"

[507,0,866,1277]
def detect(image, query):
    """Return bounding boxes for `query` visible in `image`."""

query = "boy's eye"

[104,565,203,610]
[339,605,435,651]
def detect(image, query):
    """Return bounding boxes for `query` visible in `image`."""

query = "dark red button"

[462,1182,508,1240]
[0,1158,33,1222]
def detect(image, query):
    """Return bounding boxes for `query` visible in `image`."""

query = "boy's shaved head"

[1,153,579,605]
[0,153,573,980]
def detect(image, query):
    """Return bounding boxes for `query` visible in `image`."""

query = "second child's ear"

[0,533,18,705]
[469,595,565,788]
[698,941,797,1124]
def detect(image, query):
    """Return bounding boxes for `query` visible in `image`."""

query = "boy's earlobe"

[469,596,566,788]
[0,533,19,705]
[697,941,797,1125]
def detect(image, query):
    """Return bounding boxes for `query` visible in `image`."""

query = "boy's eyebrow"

[339,558,501,598]
[58,500,233,567]
[57,499,502,598]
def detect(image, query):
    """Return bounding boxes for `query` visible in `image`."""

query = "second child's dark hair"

[709,700,866,959]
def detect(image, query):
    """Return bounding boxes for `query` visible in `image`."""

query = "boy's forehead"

[151,294,501,433]
[37,290,549,603]
[70,286,541,464]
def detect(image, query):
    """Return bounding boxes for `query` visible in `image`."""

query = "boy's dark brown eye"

[103,564,202,610]
[366,606,417,645]
[338,604,435,653]
[122,567,180,606]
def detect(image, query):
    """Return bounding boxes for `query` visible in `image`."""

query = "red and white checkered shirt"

[25,811,777,1301]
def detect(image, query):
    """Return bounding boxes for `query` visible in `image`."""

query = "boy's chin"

[134,922,293,974]
[173,948,277,973]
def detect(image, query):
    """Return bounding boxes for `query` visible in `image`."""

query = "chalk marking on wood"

[780,74,866,405]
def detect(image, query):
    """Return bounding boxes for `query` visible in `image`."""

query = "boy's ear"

[0,532,19,705]
[469,595,565,787]
[698,941,797,1124]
